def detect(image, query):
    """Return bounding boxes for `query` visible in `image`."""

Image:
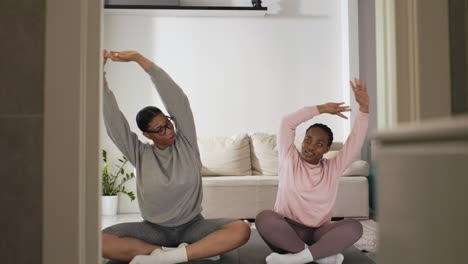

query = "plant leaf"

[122,191,135,201]
[102,149,107,162]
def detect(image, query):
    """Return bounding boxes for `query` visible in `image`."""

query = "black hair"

[305,123,334,146]
[136,106,162,132]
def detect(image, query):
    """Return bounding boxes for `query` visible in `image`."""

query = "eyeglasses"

[145,116,173,136]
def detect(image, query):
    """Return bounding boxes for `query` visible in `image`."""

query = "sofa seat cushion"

[201,175,369,219]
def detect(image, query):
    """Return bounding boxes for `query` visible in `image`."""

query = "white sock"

[315,253,344,264]
[130,247,188,264]
[265,248,314,264]
[161,242,220,261]
[161,242,189,252]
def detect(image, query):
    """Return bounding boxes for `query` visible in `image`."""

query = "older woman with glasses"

[102,50,250,264]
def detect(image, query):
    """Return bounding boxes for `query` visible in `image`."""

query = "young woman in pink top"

[256,79,370,264]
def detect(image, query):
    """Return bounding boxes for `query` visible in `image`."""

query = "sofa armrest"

[342,160,370,177]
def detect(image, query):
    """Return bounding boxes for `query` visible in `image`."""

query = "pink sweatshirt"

[274,106,369,227]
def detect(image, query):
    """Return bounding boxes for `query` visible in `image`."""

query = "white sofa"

[118,133,370,220]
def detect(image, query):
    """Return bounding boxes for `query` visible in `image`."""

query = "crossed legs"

[256,210,363,260]
[182,220,250,261]
[102,217,250,263]
[103,233,160,261]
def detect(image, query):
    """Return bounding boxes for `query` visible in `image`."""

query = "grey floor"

[106,229,375,264]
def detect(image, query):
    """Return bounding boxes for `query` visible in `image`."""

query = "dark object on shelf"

[104,0,267,16]
[104,5,267,11]
[252,0,262,8]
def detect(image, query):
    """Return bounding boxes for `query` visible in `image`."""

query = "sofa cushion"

[323,150,339,159]
[201,175,369,219]
[250,133,279,175]
[198,133,252,176]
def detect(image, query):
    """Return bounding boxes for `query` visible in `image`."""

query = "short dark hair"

[136,106,162,132]
[305,123,333,146]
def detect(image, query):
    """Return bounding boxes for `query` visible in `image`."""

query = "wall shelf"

[104,5,267,17]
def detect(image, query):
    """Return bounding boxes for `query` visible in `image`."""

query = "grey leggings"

[103,214,235,247]
[102,215,236,264]
[255,210,363,260]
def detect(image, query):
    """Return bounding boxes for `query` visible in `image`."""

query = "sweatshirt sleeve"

[103,81,144,166]
[145,63,197,143]
[277,106,321,159]
[327,111,369,176]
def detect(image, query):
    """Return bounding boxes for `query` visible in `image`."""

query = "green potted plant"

[101,149,136,216]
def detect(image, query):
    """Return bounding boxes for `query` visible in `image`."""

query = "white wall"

[102,0,352,163]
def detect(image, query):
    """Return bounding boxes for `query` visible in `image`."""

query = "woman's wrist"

[135,54,152,70]
[317,104,326,114]
[359,105,369,113]
[134,53,144,63]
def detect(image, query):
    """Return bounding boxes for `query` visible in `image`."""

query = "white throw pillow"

[198,133,252,176]
[250,133,279,175]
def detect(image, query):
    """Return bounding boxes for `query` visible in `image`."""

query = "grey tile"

[366,252,378,262]
[0,116,43,264]
[342,246,375,264]
[0,1,45,116]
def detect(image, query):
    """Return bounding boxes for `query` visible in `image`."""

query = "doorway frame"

[375,0,451,129]
[43,0,102,263]
[42,0,453,262]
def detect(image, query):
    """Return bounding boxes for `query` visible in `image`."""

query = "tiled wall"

[0,1,45,263]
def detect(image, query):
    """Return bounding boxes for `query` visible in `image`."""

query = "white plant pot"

[101,195,119,216]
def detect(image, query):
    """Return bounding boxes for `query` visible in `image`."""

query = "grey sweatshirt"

[103,63,203,227]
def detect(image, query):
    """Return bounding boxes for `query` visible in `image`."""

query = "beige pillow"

[323,150,339,159]
[250,133,279,175]
[198,133,252,176]
[329,142,343,151]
